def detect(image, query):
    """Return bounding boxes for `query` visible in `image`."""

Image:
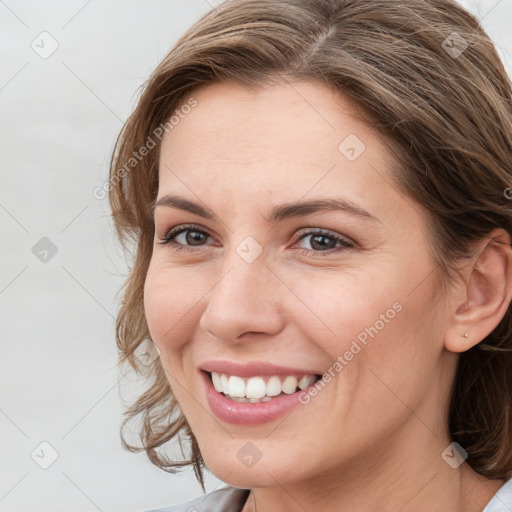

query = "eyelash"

[158,224,354,256]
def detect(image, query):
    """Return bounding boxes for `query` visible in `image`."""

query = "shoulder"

[482,478,512,512]
[144,485,251,512]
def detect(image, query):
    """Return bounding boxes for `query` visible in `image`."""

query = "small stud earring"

[462,332,469,338]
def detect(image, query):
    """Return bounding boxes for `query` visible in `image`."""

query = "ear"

[444,228,512,353]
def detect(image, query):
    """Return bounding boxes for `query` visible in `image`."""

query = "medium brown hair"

[109,0,512,490]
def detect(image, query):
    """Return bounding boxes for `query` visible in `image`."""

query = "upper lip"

[199,360,322,378]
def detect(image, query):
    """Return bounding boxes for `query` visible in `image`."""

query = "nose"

[199,254,285,343]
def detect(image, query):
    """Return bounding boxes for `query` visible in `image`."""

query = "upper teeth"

[211,372,317,399]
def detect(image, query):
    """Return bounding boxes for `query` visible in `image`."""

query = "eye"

[159,224,213,252]
[293,229,354,255]
[158,225,354,256]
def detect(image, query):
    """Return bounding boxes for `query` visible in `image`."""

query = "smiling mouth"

[206,371,322,403]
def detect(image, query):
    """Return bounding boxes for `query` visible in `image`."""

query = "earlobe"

[444,228,512,354]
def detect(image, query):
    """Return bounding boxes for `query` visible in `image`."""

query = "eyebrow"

[150,194,380,224]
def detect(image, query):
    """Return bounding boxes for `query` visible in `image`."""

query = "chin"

[204,449,305,489]
[212,466,289,489]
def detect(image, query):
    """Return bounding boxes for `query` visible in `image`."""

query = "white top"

[482,478,512,512]
[146,478,512,511]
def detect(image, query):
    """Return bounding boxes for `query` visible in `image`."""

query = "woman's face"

[144,80,457,488]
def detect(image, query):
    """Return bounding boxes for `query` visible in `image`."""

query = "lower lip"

[201,370,314,425]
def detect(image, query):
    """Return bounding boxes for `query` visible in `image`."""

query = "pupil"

[187,231,205,245]
[311,235,334,250]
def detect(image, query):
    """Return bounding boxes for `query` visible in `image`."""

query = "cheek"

[288,261,440,389]
[143,260,201,353]
[287,272,439,442]
[289,268,400,349]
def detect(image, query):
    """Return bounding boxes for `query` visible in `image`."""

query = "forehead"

[164,81,374,152]
[160,82,398,206]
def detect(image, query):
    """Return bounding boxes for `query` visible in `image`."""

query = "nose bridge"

[199,242,283,341]
[214,229,270,302]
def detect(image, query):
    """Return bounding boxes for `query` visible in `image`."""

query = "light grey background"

[1,1,510,511]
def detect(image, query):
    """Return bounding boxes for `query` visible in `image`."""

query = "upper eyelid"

[162,224,342,238]
[164,224,212,238]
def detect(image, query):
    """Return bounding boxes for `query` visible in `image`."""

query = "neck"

[241,430,504,512]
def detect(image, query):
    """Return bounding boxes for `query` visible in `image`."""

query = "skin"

[143,80,512,512]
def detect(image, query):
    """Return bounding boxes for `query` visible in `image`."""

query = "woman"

[108,0,512,510]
